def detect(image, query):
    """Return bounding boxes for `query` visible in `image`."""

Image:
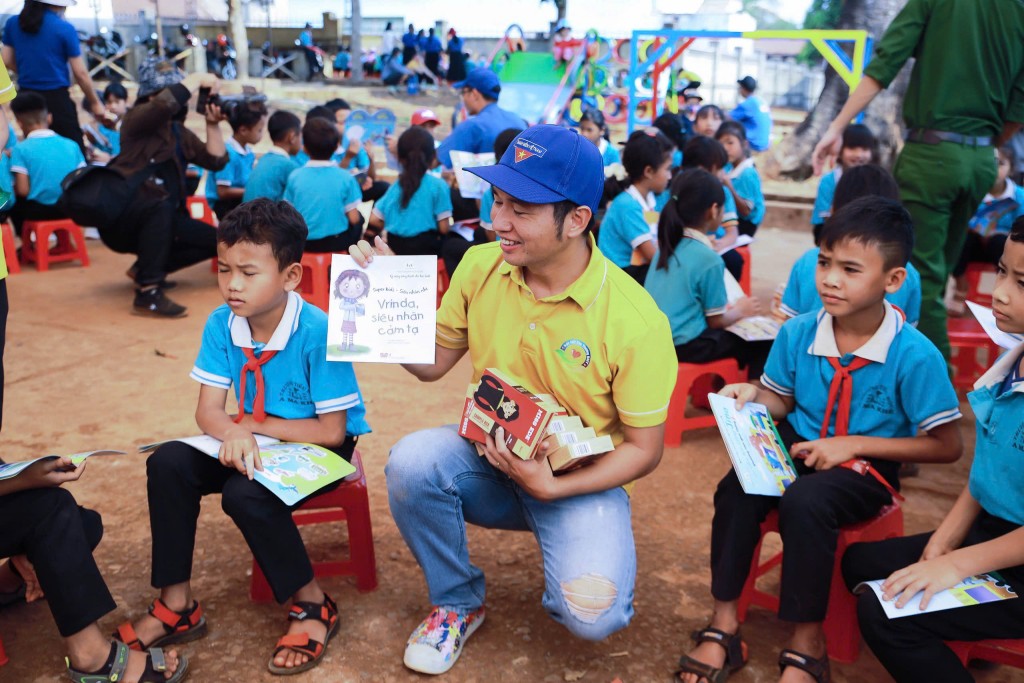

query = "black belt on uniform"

[904,128,992,147]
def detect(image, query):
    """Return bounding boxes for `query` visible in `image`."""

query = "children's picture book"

[967,300,1024,351]
[855,572,1018,619]
[344,109,396,148]
[708,393,798,496]
[717,234,754,256]
[969,198,1020,238]
[138,435,355,506]
[450,151,495,200]
[727,315,781,342]
[326,254,437,364]
[0,450,125,481]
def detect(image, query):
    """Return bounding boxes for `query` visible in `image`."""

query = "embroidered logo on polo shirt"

[280,381,311,405]
[1012,423,1024,452]
[556,339,591,369]
[514,139,547,162]
[862,385,893,415]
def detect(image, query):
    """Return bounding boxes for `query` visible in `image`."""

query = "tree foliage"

[797,0,844,64]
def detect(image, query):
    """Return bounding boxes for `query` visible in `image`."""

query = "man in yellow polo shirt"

[352,124,676,676]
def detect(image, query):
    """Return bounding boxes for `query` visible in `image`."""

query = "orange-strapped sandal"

[268,593,340,676]
[114,598,208,651]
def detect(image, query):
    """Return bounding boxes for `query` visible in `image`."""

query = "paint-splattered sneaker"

[402,606,485,675]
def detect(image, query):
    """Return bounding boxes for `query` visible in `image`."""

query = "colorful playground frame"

[626,29,874,133]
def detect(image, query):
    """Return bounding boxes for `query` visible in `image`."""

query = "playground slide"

[494,51,580,125]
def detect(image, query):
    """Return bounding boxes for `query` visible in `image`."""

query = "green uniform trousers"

[894,141,997,360]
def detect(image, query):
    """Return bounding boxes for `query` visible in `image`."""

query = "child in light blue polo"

[679,135,744,281]
[676,197,963,683]
[842,217,1024,683]
[0,121,17,213]
[8,92,84,231]
[284,117,363,253]
[716,121,764,237]
[811,124,876,241]
[243,111,301,203]
[367,127,451,255]
[598,130,674,276]
[206,100,267,218]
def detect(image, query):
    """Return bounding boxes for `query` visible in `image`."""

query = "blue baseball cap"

[452,67,502,100]
[468,125,604,214]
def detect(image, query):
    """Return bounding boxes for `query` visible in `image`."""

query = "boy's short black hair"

[831,164,900,216]
[1010,215,1024,244]
[493,127,523,158]
[267,110,301,144]
[103,81,128,102]
[325,98,351,113]
[10,92,47,124]
[306,105,335,124]
[622,129,674,182]
[216,198,307,270]
[842,123,877,153]
[681,135,728,172]
[302,117,340,160]
[229,99,268,132]
[819,196,913,270]
[652,112,692,152]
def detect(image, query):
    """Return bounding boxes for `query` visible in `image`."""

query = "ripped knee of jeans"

[560,573,618,625]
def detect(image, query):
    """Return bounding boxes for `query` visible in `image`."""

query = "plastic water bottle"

[406,75,419,95]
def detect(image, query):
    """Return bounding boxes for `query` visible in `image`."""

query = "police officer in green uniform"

[813,0,1024,361]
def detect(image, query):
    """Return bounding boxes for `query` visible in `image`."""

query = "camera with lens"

[195,86,268,125]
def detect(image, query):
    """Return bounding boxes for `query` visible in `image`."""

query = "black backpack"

[58,163,152,230]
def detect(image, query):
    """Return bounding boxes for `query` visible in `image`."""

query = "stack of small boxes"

[458,368,614,472]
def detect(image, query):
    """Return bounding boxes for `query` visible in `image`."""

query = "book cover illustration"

[0,450,125,481]
[327,254,437,364]
[727,315,781,342]
[708,393,798,496]
[969,198,1019,238]
[467,370,556,460]
[855,572,1018,619]
[344,109,396,148]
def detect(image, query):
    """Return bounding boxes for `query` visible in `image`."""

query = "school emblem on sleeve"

[556,339,591,369]
[514,139,547,163]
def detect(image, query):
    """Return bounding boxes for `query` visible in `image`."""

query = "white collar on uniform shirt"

[226,137,253,155]
[975,340,1024,393]
[808,300,905,363]
[682,227,713,249]
[228,291,303,351]
[982,179,1017,204]
[727,157,756,180]
[304,159,336,168]
[265,145,290,158]
[625,184,656,212]
[25,129,58,139]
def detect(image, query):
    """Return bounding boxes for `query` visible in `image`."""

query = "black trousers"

[721,248,744,283]
[674,327,772,378]
[424,52,444,80]
[362,180,390,204]
[738,217,759,238]
[440,229,491,276]
[0,279,7,432]
[402,46,416,65]
[102,199,217,286]
[212,198,242,220]
[0,488,112,636]
[10,199,68,235]
[709,420,894,622]
[953,230,1007,278]
[842,512,1024,683]
[22,88,85,154]
[306,227,361,254]
[388,230,442,256]
[147,440,349,603]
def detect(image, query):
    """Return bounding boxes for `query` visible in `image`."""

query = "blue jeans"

[386,425,637,641]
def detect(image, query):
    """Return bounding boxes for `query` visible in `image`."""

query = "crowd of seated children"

[368,126,452,256]
[243,111,301,203]
[206,98,267,219]
[676,196,964,683]
[843,216,1024,683]
[598,129,674,282]
[284,118,364,254]
[949,143,1024,314]
[577,108,620,172]
[716,121,764,238]
[678,136,744,282]
[811,123,876,242]
[8,92,84,234]
[117,199,369,676]
[325,98,389,203]
[644,169,769,373]
[781,164,923,326]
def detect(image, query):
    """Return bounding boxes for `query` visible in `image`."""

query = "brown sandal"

[674,626,749,682]
[114,598,208,651]
[778,648,831,683]
[267,593,340,675]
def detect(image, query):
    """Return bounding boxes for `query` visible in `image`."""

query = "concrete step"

[763,199,813,232]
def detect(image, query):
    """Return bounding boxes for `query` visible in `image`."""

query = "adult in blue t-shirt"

[729,76,772,152]
[2,0,105,152]
[436,68,527,169]
[401,24,418,64]
[423,28,444,81]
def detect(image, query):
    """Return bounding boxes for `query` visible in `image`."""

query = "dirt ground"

[0,83,1021,682]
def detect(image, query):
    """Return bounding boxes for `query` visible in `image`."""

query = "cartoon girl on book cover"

[334,270,371,351]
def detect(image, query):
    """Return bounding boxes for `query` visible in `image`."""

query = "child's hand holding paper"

[218,426,263,480]
[790,436,859,470]
[719,382,759,409]
[881,555,970,610]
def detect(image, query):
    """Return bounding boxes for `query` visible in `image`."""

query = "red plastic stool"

[2,221,19,275]
[664,359,748,446]
[437,258,450,310]
[297,252,332,312]
[736,245,752,296]
[250,450,377,601]
[964,262,996,307]
[737,503,904,664]
[948,317,1001,392]
[0,632,7,666]
[20,219,90,271]
[947,639,1024,669]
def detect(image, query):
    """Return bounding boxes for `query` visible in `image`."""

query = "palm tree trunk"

[349,0,363,83]
[227,0,248,78]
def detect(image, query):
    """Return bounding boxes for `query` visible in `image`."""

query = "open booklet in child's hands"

[0,450,126,481]
[708,393,798,496]
[138,435,355,506]
[722,271,780,341]
[855,572,1018,619]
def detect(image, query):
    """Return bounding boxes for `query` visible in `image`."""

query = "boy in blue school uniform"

[243,111,301,203]
[206,100,267,218]
[842,216,1024,683]
[676,197,964,683]
[283,117,363,253]
[117,199,370,676]
[8,92,85,233]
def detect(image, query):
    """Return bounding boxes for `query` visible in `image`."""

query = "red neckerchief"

[234,347,277,424]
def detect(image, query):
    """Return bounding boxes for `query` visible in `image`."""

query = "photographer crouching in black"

[102,59,228,318]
